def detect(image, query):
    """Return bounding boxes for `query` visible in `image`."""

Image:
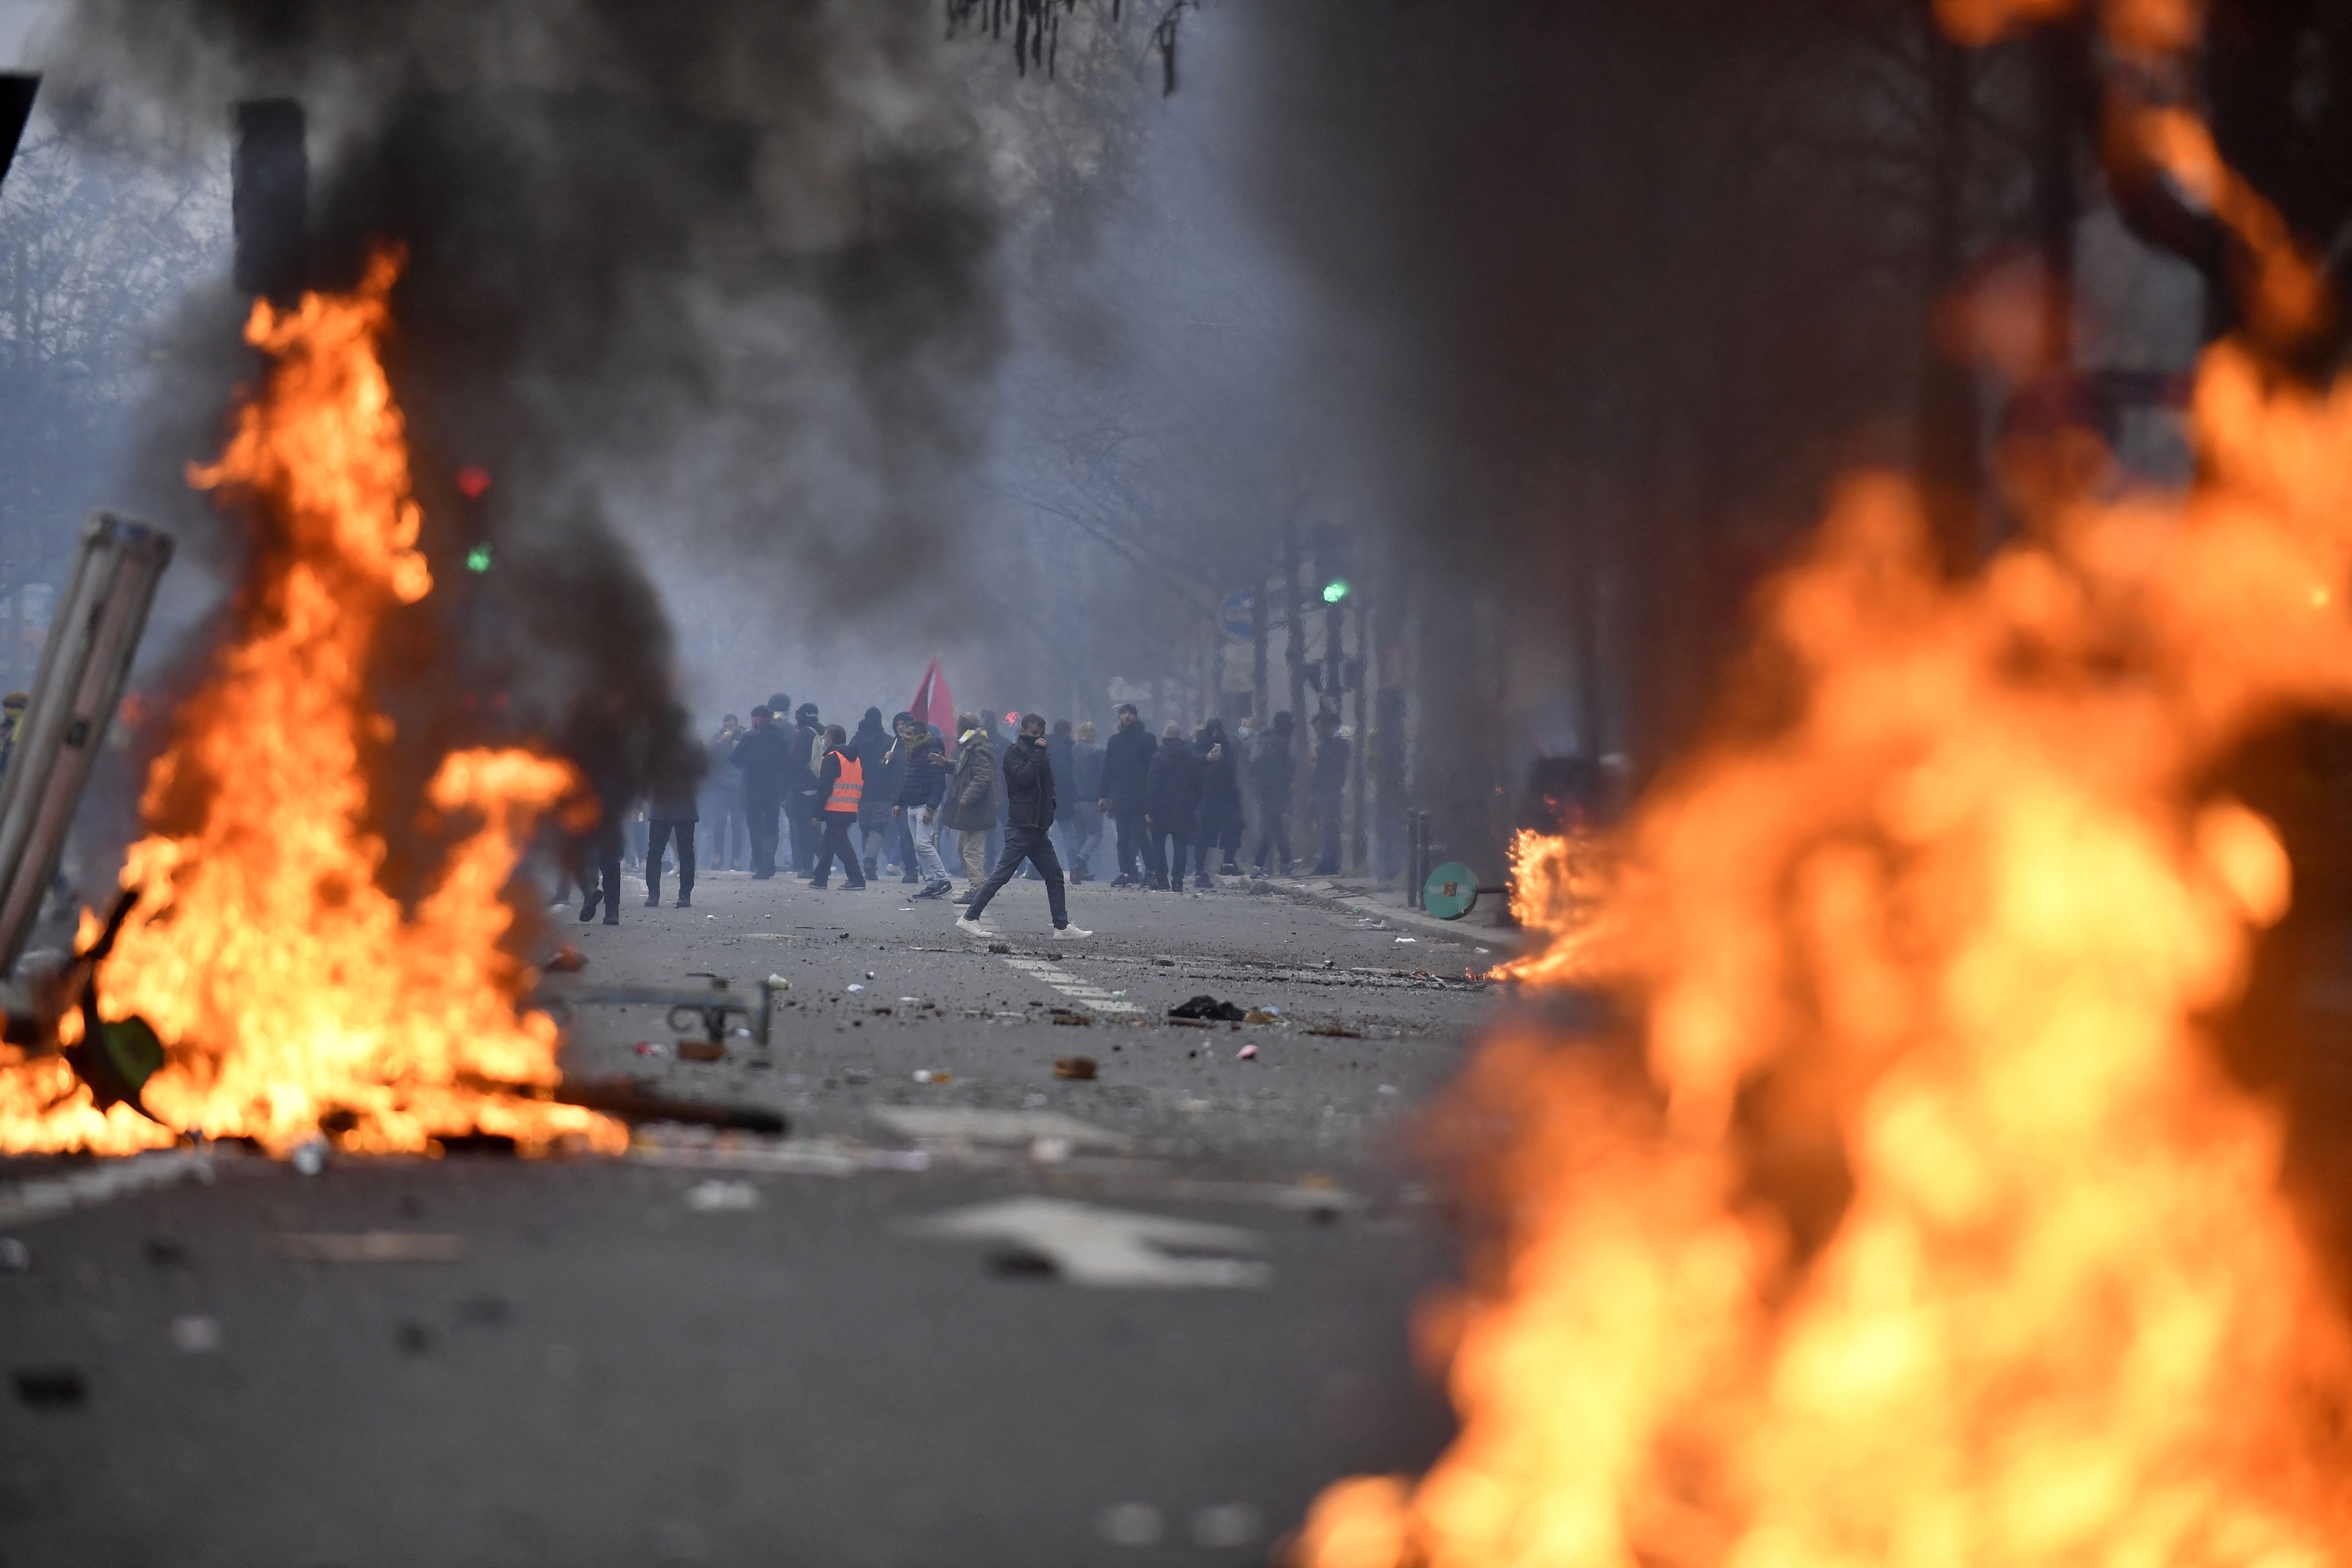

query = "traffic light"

[1321,579,1350,604]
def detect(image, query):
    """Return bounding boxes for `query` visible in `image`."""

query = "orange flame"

[1295,20,2352,1568]
[0,253,622,1157]
[1495,827,1618,987]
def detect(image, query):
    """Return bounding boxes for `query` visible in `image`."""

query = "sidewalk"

[1257,873,1526,949]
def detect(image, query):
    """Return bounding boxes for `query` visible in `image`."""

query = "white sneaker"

[1053,925,1092,940]
[955,916,994,938]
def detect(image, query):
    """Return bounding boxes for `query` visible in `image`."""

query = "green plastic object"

[1423,860,1479,920]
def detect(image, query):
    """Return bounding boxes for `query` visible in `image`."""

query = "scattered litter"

[272,1233,467,1263]
[1307,1026,1364,1040]
[1111,990,1127,996]
[633,1040,669,1059]
[912,1069,953,1085]
[683,1180,760,1212]
[1054,1056,1098,1081]
[1236,1044,1259,1061]
[864,970,877,980]
[544,944,586,972]
[705,914,717,920]
[1051,1010,1093,1027]
[1098,1503,1165,1546]
[846,983,866,994]
[0,1237,27,1272]
[12,1366,86,1409]
[765,974,791,990]
[898,996,920,1003]
[1378,1083,1399,1095]
[1168,994,1247,1022]
[170,1315,223,1354]
[290,1138,329,1177]
[676,1039,724,1063]
[1152,957,1175,967]
[1191,1504,1264,1549]
[1243,1009,1282,1024]
[988,941,1013,954]
[1395,936,1418,944]
[1029,1135,1073,1164]
[1475,947,1492,955]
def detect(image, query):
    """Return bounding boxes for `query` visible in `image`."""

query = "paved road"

[1,868,1503,1566]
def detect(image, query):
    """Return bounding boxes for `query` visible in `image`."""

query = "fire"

[0,253,622,1157]
[1296,15,2352,1568]
[1496,827,1617,987]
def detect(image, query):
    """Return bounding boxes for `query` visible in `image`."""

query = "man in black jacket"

[956,713,1090,938]
[727,705,794,879]
[788,702,825,876]
[1143,721,1200,891]
[1097,702,1157,887]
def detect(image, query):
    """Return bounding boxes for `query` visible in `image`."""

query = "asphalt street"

[1,866,1508,1567]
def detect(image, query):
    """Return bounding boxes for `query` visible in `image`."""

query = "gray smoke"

[44,0,1020,810]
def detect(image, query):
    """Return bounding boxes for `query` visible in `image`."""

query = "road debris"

[1236,1044,1259,1061]
[676,1039,724,1062]
[683,1180,760,1212]
[872,1106,1126,1149]
[846,983,866,994]
[1054,1056,1098,1080]
[12,1366,87,1409]
[272,1233,468,1263]
[544,944,587,972]
[1050,1010,1093,1027]
[906,1197,1269,1288]
[912,1069,953,1085]
[1098,1503,1165,1546]
[1168,994,1247,1022]
[170,1315,223,1353]
[1307,1025,1365,1039]
[1029,1135,1073,1164]
[1242,1008,1281,1024]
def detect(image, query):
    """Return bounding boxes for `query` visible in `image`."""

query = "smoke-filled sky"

[0,0,2213,861]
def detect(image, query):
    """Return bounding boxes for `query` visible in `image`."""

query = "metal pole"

[0,513,174,975]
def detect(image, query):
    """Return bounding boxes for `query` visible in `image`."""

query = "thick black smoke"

[48,0,1008,819]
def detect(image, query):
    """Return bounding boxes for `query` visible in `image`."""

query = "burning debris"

[1294,8,2352,1568]
[0,255,622,1158]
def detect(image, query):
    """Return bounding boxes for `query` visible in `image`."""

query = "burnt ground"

[0,867,1514,1567]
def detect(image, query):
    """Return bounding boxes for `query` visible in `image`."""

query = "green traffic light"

[466,544,493,573]
[1321,579,1350,604]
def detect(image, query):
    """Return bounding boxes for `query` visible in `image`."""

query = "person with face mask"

[1192,717,1245,887]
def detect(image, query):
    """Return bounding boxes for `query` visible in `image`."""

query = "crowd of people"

[569,691,1354,941]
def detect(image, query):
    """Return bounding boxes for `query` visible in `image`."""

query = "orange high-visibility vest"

[827,751,864,813]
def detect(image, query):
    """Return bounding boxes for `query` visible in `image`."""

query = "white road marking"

[1000,955,1141,1012]
[905,1197,1269,1288]
[871,1106,1128,1147]
[0,1150,215,1227]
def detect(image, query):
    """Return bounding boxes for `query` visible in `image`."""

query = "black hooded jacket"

[1002,732,1058,832]
[1100,721,1157,811]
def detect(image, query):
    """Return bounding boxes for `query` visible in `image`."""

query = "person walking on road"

[890,710,954,898]
[1068,720,1104,881]
[1250,710,1298,877]
[808,724,868,890]
[1308,709,1350,875]
[1143,721,1200,892]
[939,712,998,903]
[1098,702,1156,887]
[729,705,793,879]
[644,722,705,908]
[956,713,1089,938]
[1192,717,1244,886]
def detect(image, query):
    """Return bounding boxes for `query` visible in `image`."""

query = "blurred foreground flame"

[0,253,622,1157]
[1296,8,2352,1565]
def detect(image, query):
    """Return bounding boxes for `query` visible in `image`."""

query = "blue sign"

[1220,591,1256,639]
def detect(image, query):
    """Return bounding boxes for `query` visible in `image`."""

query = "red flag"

[910,657,956,740]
